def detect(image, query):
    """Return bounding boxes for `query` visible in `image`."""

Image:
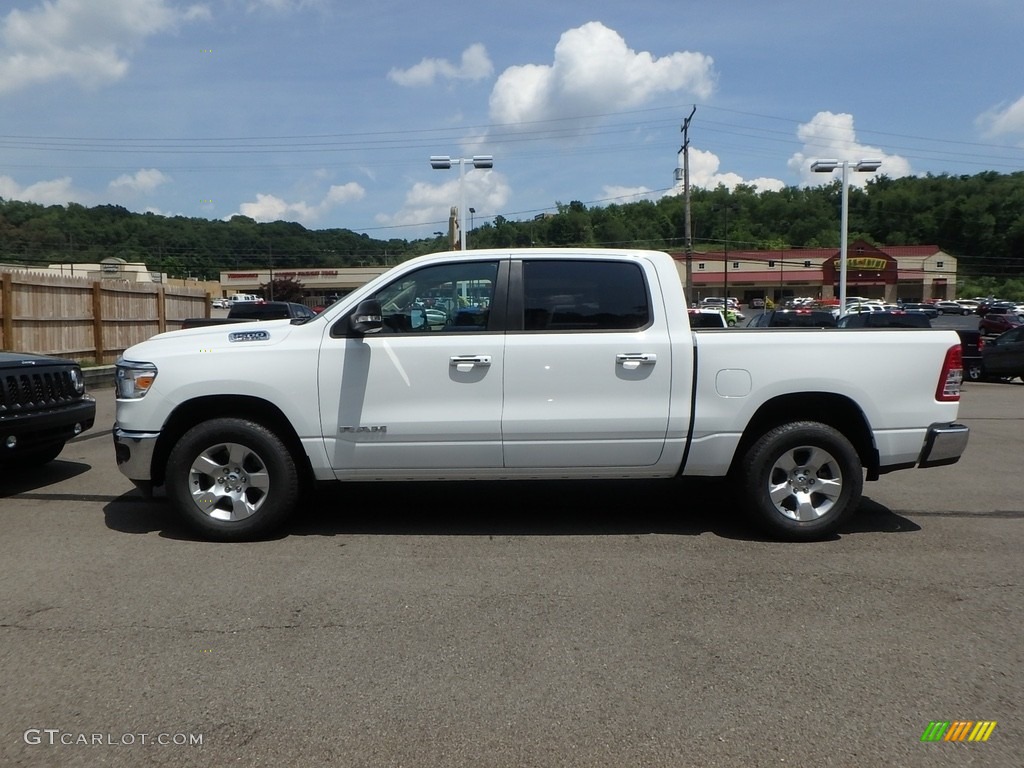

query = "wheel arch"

[151,395,311,488]
[729,392,878,480]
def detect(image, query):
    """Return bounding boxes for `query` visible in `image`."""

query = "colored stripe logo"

[921,721,997,742]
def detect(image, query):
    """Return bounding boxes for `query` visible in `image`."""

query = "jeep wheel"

[736,421,863,541]
[166,418,299,541]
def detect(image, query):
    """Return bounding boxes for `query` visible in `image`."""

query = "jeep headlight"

[115,359,158,399]
[69,366,85,395]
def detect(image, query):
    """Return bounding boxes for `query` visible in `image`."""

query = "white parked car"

[844,302,886,315]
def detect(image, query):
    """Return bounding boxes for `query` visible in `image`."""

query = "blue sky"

[2,0,1023,241]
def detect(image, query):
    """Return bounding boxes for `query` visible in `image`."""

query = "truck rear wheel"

[736,421,862,541]
[166,418,299,541]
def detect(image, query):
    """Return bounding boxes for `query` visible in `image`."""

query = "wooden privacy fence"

[0,272,209,364]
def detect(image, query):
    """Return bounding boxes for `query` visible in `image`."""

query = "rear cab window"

[515,259,651,332]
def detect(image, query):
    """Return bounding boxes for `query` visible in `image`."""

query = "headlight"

[115,359,158,399]
[69,367,85,395]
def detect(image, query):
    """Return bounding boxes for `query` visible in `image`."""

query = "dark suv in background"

[836,311,931,329]
[981,326,1024,381]
[746,309,837,328]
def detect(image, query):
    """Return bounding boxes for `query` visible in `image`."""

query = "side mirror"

[350,300,383,335]
[409,305,426,329]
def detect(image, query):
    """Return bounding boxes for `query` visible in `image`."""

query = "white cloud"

[601,185,657,204]
[488,22,715,131]
[976,95,1024,139]
[378,169,510,231]
[788,111,911,186]
[245,0,323,11]
[0,0,209,94]
[388,43,493,87]
[323,183,364,205]
[0,174,83,205]
[668,148,785,195]
[109,168,171,193]
[232,182,366,224]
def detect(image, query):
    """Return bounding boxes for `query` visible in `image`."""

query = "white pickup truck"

[112,248,969,541]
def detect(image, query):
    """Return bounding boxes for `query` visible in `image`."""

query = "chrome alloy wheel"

[187,442,270,521]
[766,444,844,522]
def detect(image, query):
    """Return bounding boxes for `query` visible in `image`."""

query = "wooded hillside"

[3,171,1023,287]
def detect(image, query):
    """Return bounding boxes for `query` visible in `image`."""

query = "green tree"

[261,276,305,302]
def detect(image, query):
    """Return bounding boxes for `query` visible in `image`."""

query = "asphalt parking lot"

[1,379,1021,767]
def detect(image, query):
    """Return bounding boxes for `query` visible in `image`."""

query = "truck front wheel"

[737,421,863,541]
[166,418,299,541]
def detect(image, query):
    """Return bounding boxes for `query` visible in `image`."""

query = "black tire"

[166,418,299,541]
[735,421,863,541]
[966,364,983,382]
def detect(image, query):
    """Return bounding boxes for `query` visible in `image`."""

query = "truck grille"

[0,369,82,414]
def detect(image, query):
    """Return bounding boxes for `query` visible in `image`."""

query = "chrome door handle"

[616,353,657,364]
[450,355,491,368]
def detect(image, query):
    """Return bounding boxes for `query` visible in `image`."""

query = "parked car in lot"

[699,300,744,325]
[980,326,1024,382]
[687,308,728,328]
[899,302,939,318]
[701,296,741,311]
[182,301,317,329]
[933,300,971,315]
[956,330,985,382]
[977,300,1016,316]
[842,302,887,317]
[978,311,1024,336]
[837,311,931,329]
[1,351,95,467]
[746,309,837,328]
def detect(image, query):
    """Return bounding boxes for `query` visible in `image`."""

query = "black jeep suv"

[0,351,95,467]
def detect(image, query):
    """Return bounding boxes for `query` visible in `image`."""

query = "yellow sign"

[846,257,887,271]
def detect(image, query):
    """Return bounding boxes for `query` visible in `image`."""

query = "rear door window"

[520,260,650,332]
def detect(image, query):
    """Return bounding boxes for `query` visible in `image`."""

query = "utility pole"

[268,243,274,300]
[679,106,696,303]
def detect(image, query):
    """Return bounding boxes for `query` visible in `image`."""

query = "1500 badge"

[339,426,387,433]
[229,330,270,342]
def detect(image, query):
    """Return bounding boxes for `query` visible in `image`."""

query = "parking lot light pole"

[811,158,882,312]
[429,155,493,251]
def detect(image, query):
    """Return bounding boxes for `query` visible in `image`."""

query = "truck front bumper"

[918,422,970,468]
[112,426,161,484]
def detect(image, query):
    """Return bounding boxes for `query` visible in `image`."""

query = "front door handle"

[450,355,491,372]
[616,353,657,366]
